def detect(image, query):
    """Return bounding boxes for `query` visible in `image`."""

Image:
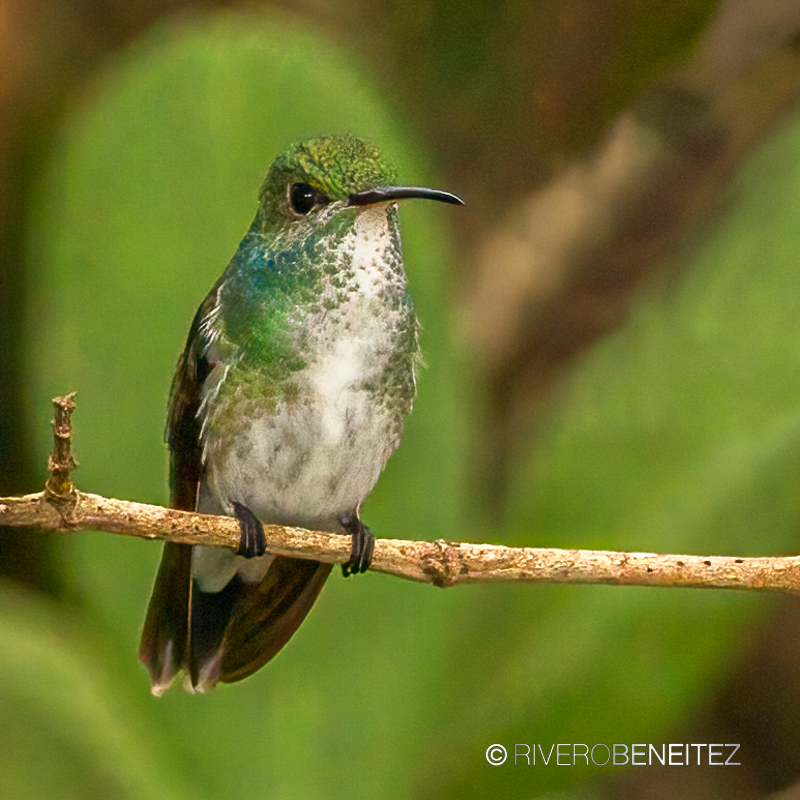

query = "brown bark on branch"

[2,490,800,593]
[2,395,799,593]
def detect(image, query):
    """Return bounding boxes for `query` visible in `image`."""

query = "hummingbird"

[139,135,463,694]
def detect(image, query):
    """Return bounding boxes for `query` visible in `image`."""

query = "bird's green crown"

[256,135,397,231]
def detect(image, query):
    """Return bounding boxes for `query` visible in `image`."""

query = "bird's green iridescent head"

[254,135,464,234]
[255,135,397,231]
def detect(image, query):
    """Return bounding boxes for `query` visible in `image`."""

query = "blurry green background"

[4,1,800,798]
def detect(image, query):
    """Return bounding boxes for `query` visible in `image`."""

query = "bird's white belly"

[201,320,405,531]
[207,392,393,530]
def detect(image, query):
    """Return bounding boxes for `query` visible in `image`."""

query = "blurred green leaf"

[424,110,800,796]
[0,580,195,800]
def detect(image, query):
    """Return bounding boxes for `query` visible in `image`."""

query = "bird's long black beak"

[348,186,465,207]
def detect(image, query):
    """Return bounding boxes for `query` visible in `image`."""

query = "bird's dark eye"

[289,182,327,215]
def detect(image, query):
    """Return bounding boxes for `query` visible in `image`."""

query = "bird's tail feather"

[139,544,331,694]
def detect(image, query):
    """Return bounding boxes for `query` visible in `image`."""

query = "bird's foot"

[339,514,374,577]
[232,502,267,558]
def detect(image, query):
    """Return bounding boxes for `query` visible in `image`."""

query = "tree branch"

[2,395,799,594]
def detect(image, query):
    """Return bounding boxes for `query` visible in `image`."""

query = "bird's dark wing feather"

[139,287,218,693]
[166,289,218,511]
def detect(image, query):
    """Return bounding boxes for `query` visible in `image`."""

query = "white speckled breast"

[198,204,417,533]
